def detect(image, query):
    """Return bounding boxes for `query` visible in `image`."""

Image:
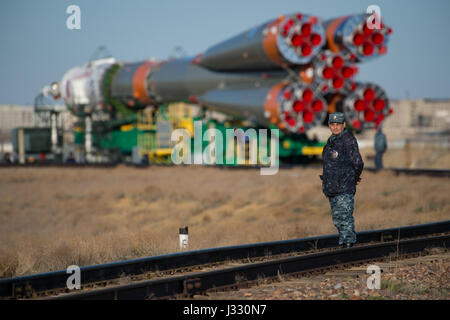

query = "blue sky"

[0,0,449,105]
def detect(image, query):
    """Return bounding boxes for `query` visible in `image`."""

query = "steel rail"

[47,234,450,300]
[1,220,449,299]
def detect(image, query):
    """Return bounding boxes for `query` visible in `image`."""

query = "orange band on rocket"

[262,20,285,66]
[264,82,286,129]
[325,16,348,53]
[133,61,154,105]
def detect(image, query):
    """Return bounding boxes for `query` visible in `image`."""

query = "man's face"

[329,122,346,135]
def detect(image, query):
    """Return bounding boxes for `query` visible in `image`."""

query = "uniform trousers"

[328,193,357,245]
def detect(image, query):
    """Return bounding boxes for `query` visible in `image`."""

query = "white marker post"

[179,226,189,250]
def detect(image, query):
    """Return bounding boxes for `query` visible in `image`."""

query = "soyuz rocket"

[49,11,393,133]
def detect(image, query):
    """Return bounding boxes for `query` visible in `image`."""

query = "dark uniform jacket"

[321,129,364,197]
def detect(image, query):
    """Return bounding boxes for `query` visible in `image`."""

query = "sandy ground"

[0,163,449,278]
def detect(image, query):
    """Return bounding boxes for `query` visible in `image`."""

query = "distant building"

[0,105,34,133]
[0,105,35,153]
[363,99,450,142]
[388,99,450,131]
[0,104,77,158]
[347,98,450,151]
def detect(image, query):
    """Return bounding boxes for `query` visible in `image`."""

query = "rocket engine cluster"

[51,11,393,133]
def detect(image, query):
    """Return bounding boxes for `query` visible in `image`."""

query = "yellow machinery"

[136,103,196,163]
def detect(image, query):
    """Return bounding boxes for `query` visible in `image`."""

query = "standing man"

[320,112,364,248]
[374,126,387,171]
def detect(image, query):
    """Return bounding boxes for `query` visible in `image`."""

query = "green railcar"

[72,105,325,164]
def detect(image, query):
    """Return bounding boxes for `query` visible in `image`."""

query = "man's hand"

[356,177,362,185]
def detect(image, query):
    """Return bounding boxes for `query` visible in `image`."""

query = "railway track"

[0,162,449,178]
[49,234,449,300]
[1,220,449,300]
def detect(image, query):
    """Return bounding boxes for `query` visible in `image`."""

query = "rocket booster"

[324,13,392,62]
[51,11,393,132]
[199,81,327,133]
[199,12,325,70]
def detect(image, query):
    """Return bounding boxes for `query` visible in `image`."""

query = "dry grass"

[0,165,449,278]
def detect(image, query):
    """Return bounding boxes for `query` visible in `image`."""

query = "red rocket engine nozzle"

[278,83,327,133]
[343,82,392,130]
[312,51,358,94]
[278,13,326,62]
